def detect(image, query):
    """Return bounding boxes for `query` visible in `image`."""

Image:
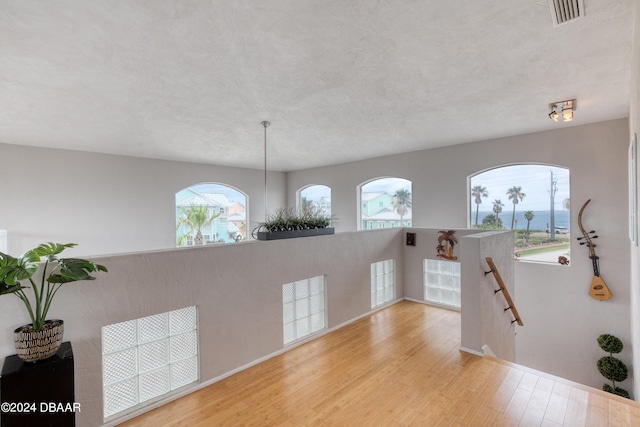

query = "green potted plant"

[596,334,630,399]
[253,207,334,240]
[0,242,107,362]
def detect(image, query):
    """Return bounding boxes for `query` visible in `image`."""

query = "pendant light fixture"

[261,120,270,219]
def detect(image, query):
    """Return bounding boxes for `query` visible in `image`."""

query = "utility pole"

[549,170,558,239]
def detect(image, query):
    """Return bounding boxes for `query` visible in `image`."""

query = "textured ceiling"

[0,1,635,171]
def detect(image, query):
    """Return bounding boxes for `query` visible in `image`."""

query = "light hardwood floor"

[118,300,640,426]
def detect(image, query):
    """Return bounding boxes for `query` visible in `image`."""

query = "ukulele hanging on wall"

[577,199,612,301]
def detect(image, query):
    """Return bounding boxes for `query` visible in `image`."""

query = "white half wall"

[0,229,404,426]
[459,231,516,361]
[401,227,516,360]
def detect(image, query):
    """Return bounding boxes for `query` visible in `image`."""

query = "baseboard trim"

[459,346,484,357]
[403,297,461,312]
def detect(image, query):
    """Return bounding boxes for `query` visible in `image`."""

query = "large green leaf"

[0,282,28,296]
[0,250,40,286]
[33,242,77,262]
[47,258,108,284]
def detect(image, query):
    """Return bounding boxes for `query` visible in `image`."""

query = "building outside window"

[176,183,248,246]
[359,178,412,230]
[299,185,331,222]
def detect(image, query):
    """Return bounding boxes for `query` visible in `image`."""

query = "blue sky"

[301,178,412,202]
[362,178,411,194]
[188,183,246,204]
[470,165,570,211]
[300,184,331,201]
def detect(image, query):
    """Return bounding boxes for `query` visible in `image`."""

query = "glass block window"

[283,276,326,346]
[424,259,461,308]
[102,306,198,419]
[371,259,395,309]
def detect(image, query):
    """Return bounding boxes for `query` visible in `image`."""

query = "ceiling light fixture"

[548,99,576,123]
[562,100,574,122]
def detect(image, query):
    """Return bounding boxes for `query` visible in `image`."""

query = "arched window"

[298,185,331,220]
[175,183,248,246]
[359,177,412,230]
[469,164,570,264]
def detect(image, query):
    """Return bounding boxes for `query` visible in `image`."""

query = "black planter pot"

[257,228,335,241]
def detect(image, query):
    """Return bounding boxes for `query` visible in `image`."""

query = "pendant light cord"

[261,121,270,219]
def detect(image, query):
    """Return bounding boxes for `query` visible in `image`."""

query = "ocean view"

[474,210,570,232]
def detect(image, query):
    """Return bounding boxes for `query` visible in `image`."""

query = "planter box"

[257,228,335,241]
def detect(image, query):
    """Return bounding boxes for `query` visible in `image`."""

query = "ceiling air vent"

[548,0,585,27]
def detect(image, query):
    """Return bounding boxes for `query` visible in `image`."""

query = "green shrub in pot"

[596,334,630,399]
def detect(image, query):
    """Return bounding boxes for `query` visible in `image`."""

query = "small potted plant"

[253,208,334,241]
[596,334,630,399]
[0,243,107,362]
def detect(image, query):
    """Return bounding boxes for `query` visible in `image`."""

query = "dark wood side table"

[0,342,75,427]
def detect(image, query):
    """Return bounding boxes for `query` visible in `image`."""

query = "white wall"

[287,118,632,391]
[460,231,516,361]
[401,227,478,302]
[513,123,631,392]
[629,0,640,399]
[0,143,286,257]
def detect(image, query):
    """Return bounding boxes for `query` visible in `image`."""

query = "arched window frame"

[357,177,412,231]
[468,163,570,264]
[175,182,249,246]
[297,184,332,220]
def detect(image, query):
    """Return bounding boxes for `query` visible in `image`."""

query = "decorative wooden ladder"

[485,257,523,326]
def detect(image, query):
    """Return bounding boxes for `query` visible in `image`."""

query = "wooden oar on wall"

[577,199,612,301]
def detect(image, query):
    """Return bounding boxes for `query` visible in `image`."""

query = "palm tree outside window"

[175,183,248,245]
[177,205,220,246]
[507,186,526,230]
[359,178,412,230]
[492,199,504,228]
[298,185,332,223]
[471,185,489,227]
[469,165,570,264]
[392,188,412,226]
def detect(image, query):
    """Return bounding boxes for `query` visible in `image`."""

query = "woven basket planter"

[14,320,64,363]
